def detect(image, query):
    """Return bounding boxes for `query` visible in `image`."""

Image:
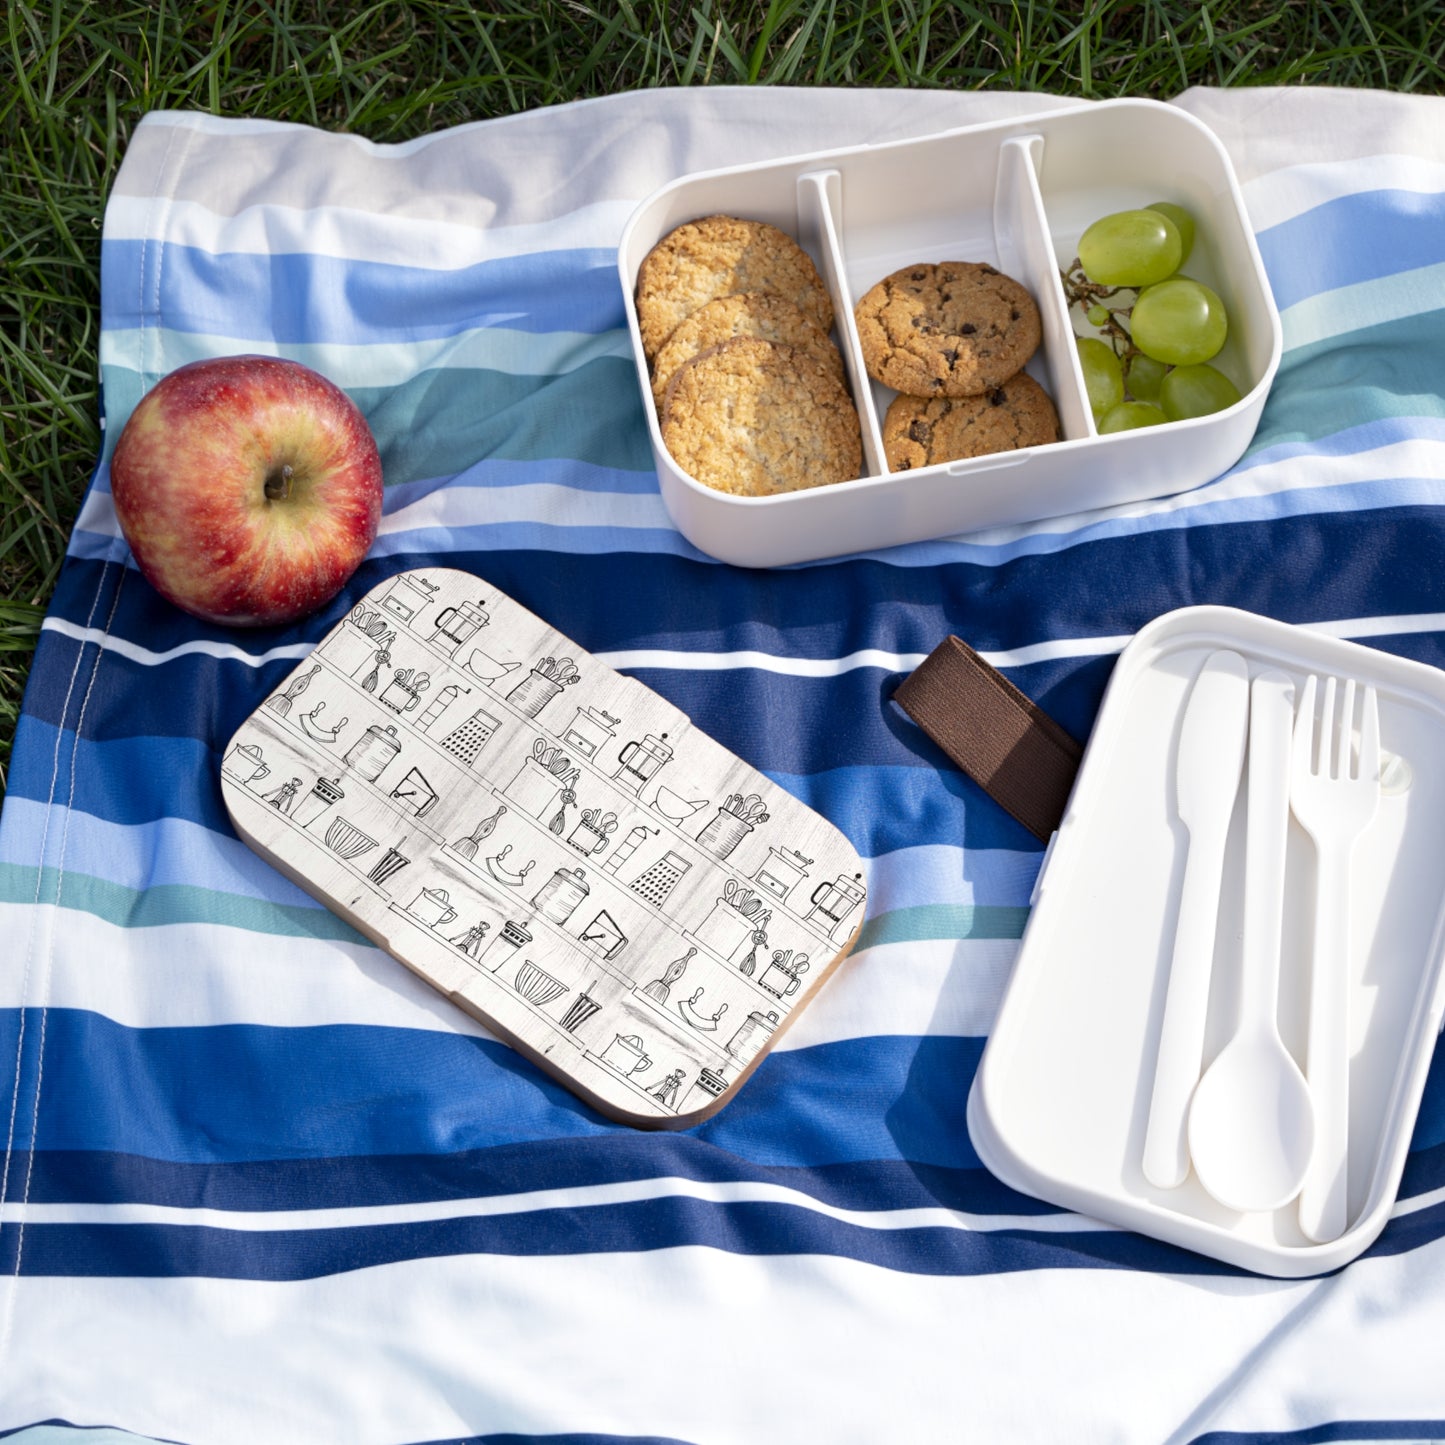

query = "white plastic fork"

[1290,674,1381,1243]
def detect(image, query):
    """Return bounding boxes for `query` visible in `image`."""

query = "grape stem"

[1061,258,1139,364]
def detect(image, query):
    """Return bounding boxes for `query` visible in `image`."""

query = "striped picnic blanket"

[3,85,1444,1443]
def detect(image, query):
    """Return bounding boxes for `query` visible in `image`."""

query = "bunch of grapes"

[1064,204,1241,433]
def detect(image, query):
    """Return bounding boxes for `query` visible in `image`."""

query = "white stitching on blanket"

[0,112,193,1378]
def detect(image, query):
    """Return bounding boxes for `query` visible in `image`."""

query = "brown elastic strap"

[893,635,1083,843]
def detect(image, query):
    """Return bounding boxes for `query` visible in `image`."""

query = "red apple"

[110,354,384,627]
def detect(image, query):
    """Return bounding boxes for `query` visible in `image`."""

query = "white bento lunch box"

[968,608,1445,1277]
[618,98,1282,568]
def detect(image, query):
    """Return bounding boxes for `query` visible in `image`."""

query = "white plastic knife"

[1142,649,1251,1189]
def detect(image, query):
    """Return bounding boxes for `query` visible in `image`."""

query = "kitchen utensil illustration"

[378,572,440,624]
[628,850,691,909]
[727,1009,780,1067]
[650,1069,685,1109]
[330,605,395,675]
[652,786,708,824]
[682,1069,728,1112]
[450,920,491,959]
[1189,670,1316,1213]
[222,743,270,786]
[389,766,439,819]
[1142,649,1251,1191]
[533,865,590,925]
[358,647,390,693]
[408,886,458,929]
[736,925,769,978]
[577,909,627,961]
[696,793,769,860]
[1291,674,1381,1243]
[480,919,532,973]
[568,809,618,857]
[485,845,535,888]
[430,600,490,655]
[560,982,602,1033]
[368,838,411,887]
[505,740,579,817]
[463,648,520,686]
[324,816,378,862]
[439,707,501,765]
[643,947,694,1005]
[344,723,402,782]
[263,777,303,813]
[759,949,809,999]
[601,1034,652,1077]
[560,706,620,760]
[692,881,771,962]
[419,683,470,732]
[603,824,655,875]
[507,655,580,718]
[678,987,727,1032]
[295,775,345,829]
[547,784,577,837]
[804,873,866,940]
[752,847,813,903]
[265,664,319,719]
[298,701,348,743]
[614,733,673,797]
[452,805,506,860]
[513,961,568,1009]
[381,666,431,714]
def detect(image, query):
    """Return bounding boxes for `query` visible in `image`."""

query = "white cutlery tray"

[618,99,1282,567]
[967,607,1445,1276]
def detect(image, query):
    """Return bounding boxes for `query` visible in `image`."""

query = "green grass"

[3,0,1444,793]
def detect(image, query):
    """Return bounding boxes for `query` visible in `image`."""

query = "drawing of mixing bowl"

[513,961,567,1008]
[324,816,379,861]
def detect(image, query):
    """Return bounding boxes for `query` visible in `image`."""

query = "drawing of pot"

[408,886,458,929]
[222,742,270,786]
[601,1034,651,1077]
[726,1009,780,1067]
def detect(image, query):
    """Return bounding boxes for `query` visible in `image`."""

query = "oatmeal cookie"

[660,336,861,498]
[854,261,1041,397]
[882,373,1059,471]
[636,215,835,360]
[650,291,844,410]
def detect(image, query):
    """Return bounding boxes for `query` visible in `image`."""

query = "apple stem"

[265,463,294,502]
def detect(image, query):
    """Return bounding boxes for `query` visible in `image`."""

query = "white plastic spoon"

[1188,669,1316,1213]
[1142,649,1251,1190]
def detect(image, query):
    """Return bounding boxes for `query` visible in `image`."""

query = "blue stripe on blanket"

[100,242,626,342]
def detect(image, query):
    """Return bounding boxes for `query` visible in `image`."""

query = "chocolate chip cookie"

[882,373,1059,471]
[650,291,844,410]
[854,262,1041,397]
[661,336,861,497]
[636,216,835,361]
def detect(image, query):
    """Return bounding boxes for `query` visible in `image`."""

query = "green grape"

[1125,353,1168,404]
[1086,305,1111,327]
[1077,209,1183,288]
[1130,277,1228,366]
[1146,202,1196,264]
[1160,363,1242,420]
[1077,337,1124,419]
[1098,401,1168,433]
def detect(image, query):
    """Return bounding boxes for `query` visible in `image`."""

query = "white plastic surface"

[967,607,1445,1277]
[617,99,1282,568]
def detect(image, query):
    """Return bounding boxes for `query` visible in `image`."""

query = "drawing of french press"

[429,598,490,656]
[804,872,867,942]
[612,731,672,797]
